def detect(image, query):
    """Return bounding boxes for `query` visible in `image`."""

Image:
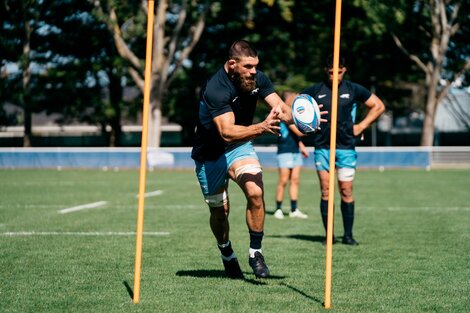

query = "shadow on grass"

[123,281,133,299]
[269,234,325,244]
[280,282,323,304]
[176,269,285,285]
[176,269,226,278]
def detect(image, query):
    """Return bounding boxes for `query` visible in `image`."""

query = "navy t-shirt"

[302,80,371,149]
[191,66,275,162]
[277,122,299,154]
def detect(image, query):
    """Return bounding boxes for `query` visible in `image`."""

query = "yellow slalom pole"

[133,0,155,304]
[324,0,342,309]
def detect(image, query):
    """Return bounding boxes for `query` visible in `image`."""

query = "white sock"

[249,248,262,258]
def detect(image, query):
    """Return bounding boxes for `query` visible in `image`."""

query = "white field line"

[58,201,107,214]
[137,190,164,198]
[358,206,470,212]
[57,190,163,215]
[0,231,169,236]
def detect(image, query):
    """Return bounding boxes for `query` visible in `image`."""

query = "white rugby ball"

[292,94,321,134]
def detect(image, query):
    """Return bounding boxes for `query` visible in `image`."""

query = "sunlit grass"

[0,169,469,312]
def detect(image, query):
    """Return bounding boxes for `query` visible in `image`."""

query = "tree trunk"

[420,97,437,146]
[420,63,443,146]
[148,99,162,148]
[108,72,123,147]
[22,9,32,147]
[22,92,32,147]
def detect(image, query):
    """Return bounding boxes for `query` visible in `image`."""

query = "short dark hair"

[326,54,346,69]
[229,40,258,61]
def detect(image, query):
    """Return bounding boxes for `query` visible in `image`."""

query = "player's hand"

[274,104,291,124]
[261,108,281,135]
[353,123,365,137]
[300,146,309,158]
[318,104,328,123]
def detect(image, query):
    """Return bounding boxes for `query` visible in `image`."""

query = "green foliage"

[1,168,469,312]
[0,0,130,145]
[1,1,106,117]
[1,0,469,146]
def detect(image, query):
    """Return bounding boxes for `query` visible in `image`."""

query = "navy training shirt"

[277,122,300,154]
[302,80,371,149]
[191,66,275,162]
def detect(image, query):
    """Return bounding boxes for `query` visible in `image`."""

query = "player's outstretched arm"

[264,93,293,124]
[265,92,328,126]
[213,110,280,143]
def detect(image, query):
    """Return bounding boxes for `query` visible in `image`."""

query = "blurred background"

[1,0,469,150]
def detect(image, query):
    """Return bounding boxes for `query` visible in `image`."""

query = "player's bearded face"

[233,71,256,93]
[229,56,258,93]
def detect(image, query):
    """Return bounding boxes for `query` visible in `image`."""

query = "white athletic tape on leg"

[234,164,262,181]
[337,167,355,181]
[204,191,228,207]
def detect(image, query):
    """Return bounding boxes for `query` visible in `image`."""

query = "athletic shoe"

[274,209,284,219]
[322,236,338,246]
[342,236,359,246]
[249,251,270,278]
[289,209,308,219]
[221,257,244,279]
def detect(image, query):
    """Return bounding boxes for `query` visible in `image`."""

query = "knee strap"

[337,167,355,182]
[204,191,228,208]
[234,164,262,182]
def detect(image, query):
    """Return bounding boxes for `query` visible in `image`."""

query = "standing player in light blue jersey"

[274,91,310,220]
[302,56,385,246]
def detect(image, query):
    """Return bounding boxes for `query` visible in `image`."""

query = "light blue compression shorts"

[195,141,259,196]
[276,152,303,169]
[314,148,357,171]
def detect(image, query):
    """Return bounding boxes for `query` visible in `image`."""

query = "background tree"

[37,1,125,146]
[0,0,39,146]
[366,0,470,146]
[185,0,416,145]
[2,0,468,148]
[91,0,211,148]
[0,0,125,146]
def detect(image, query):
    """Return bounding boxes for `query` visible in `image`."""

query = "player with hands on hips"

[301,55,385,246]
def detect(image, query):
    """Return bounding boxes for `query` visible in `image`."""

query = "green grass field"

[1,168,469,313]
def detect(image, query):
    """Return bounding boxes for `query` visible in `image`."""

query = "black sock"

[290,200,297,212]
[341,201,355,238]
[218,240,234,258]
[320,199,329,232]
[276,201,282,210]
[249,231,263,250]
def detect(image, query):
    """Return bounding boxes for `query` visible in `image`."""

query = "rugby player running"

[191,40,325,279]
